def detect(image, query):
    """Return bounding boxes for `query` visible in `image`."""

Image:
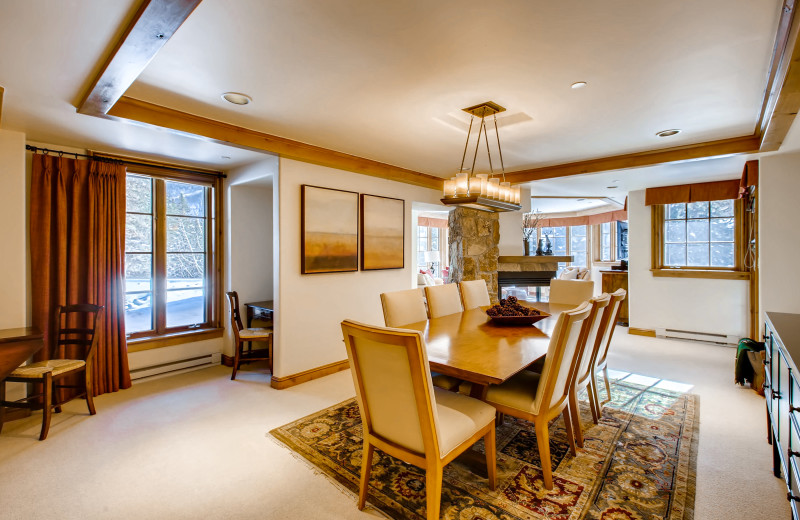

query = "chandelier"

[440,101,521,212]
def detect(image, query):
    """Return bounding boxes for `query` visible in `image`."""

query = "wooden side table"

[600,270,628,325]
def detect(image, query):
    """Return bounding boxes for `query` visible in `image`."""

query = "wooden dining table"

[401,302,574,398]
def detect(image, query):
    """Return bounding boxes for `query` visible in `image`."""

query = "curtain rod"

[25,145,227,179]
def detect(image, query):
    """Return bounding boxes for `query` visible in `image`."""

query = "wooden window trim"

[127,327,224,353]
[650,200,747,279]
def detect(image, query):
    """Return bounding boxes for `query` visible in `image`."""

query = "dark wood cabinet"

[765,312,800,519]
[600,270,628,325]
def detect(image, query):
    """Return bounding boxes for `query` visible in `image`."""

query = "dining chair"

[567,293,611,448]
[227,291,272,381]
[459,279,491,310]
[380,288,460,391]
[483,301,592,490]
[590,288,627,416]
[0,304,103,440]
[341,319,496,519]
[424,284,463,318]
[548,278,594,305]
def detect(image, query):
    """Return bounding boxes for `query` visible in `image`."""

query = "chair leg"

[561,403,577,456]
[568,389,583,449]
[534,417,554,490]
[357,441,374,510]
[484,423,497,491]
[603,365,612,404]
[39,372,53,441]
[0,379,5,435]
[425,462,443,520]
[84,369,96,416]
[231,341,242,381]
[586,379,599,424]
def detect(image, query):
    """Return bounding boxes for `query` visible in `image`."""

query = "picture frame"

[360,193,405,270]
[301,185,359,274]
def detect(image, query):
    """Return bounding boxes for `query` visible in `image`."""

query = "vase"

[535,239,544,256]
[523,238,530,256]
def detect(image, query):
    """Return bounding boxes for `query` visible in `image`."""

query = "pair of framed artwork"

[301,184,404,274]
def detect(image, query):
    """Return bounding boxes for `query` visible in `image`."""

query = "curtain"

[418,216,448,228]
[739,160,759,196]
[533,209,628,228]
[644,179,739,206]
[30,154,131,395]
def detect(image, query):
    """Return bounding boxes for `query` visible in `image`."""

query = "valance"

[532,209,628,228]
[644,179,739,206]
[418,217,448,228]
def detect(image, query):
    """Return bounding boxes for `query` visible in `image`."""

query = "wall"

[759,152,800,317]
[627,189,749,337]
[0,130,27,329]
[274,158,442,377]
[497,187,532,255]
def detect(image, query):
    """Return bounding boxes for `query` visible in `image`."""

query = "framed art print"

[301,185,359,274]
[360,194,404,270]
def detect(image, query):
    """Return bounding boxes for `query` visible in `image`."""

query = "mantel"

[498,256,573,273]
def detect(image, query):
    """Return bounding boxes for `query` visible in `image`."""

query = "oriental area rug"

[270,374,698,520]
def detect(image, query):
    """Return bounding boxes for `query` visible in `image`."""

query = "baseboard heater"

[130,353,222,381]
[654,328,738,346]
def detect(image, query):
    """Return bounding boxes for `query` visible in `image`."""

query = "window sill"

[127,328,224,353]
[650,268,751,280]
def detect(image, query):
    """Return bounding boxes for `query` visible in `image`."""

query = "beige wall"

[0,130,26,329]
[627,189,749,337]
[274,158,441,377]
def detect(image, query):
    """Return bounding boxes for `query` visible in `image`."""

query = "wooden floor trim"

[628,327,657,338]
[270,360,350,390]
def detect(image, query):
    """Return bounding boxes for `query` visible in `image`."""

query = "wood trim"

[269,360,350,390]
[0,85,4,126]
[759,0,800,151]
[628,328,657,337]
[504,136,760,184]
[126,327,224,353]
[748,185,760,338]
[77,0,202,116]
[650,268,751,280]
[108,96,443,189]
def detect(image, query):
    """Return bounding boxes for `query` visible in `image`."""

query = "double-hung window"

[124,164,222,345]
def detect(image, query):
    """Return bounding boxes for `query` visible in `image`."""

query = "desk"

[244,300,274,329]
[401,303,564,397]
[0,328,43,381]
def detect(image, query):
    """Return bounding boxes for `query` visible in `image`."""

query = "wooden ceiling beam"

[108,96,443,189]
[77,0,202,116]
[503,135,760,184]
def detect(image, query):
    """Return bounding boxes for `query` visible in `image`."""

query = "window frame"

[650,199,749,280]
[417,224,448,273]
[124,163,224,351]
[591,221,628,263]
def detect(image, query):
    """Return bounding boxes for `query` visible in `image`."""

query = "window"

[651,199,746,278]
[417,225,447,276]
[600,222,612,261]
[592,220,628,262]
[124,165,222,342]
[570,225,588,267]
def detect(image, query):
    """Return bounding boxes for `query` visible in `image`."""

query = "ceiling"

[0,0,790,211]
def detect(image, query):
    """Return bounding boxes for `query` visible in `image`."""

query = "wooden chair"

[549,279,594,306]
[424,284,463,318]
[459,279,491,310]
[227,291,272,380]
[341,319,496,519]
[380,289,459,391]
[0,304,103,441]
[567,293,610,447]
[589,288,627,416]
[484,301,592,489]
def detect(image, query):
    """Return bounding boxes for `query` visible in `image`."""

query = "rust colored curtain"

[30,154,131,395]
[645,179,739,206]
[535,209,628,228]
[418,217,448,228]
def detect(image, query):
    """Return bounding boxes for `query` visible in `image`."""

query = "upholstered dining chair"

[0,304,103,441]
[424,284,463,319]
[341,319,496,519]
[459,279,491,310]
[590,288,627,416]
[227,291,272,381]
[380,289,460,391]
[567,293,611,448]
[548,279,594,306]
[483,301,592,490]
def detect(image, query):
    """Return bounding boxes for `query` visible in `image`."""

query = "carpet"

[270,374,698,519]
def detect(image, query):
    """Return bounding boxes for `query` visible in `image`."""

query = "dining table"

[401,302,574,399]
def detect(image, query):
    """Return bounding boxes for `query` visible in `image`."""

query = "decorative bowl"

[486,311,550,326]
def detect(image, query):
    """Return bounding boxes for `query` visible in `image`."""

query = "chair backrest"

[533,302,592,413]
[574,294,611,385]
[53,304,104,362]
[380,288,428,327]
[226,291,244,339]
[594,288,627,367]
[424,284,463,318]
[459,279,491,310]
[549,279,594,305]
[341,319,440,456]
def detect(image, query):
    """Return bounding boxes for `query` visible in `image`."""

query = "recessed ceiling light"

[221,155,231,160]
[656,129,681,137]
[571,81,587,89]
[576,198,585,202]
[607,186,618,189]
[222,92,252,105]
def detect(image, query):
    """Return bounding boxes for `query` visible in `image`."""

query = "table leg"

[469,383,488,400]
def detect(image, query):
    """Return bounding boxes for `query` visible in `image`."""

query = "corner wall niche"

[448,207,500,302]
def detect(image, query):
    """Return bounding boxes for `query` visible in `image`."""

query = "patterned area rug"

[270,374,698,519]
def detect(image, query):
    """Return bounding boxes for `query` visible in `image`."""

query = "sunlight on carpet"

[270,373,698,520]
